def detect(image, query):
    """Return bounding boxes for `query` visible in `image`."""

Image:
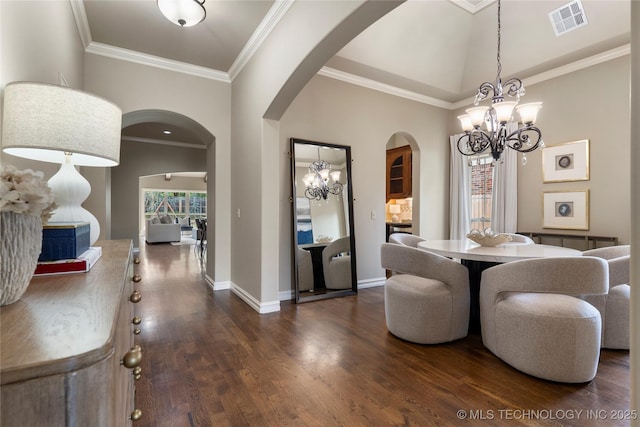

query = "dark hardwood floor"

[133,242,631,426]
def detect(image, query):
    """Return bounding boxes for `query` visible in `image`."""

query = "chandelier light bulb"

[492,101,518,123]
[516,102,543,124]
[458,114,474,132]
[330,170,341,182]
[466,106,490,127]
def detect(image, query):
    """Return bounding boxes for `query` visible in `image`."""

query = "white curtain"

[449,134,471,239]
[491,122,519,233]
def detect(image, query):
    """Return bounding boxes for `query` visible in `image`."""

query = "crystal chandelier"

[457,0,543,164]
[303,152,343,201]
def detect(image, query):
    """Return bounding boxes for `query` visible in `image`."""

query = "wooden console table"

[517,232,618,251]
[1,239,142,426]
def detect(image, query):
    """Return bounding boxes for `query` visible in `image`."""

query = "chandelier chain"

[496,0,502,84]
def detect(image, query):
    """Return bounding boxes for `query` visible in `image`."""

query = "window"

[144,190,207,221]
[469,155,494,231]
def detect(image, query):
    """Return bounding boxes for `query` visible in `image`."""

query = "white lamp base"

[47,163,100,245]
[391,214,400,223]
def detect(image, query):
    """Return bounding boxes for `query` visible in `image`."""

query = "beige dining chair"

[388,233,425,247]
[480,256,608,383]
[582,245,631,349]
[380,243,470,344]
[322,237,352,290]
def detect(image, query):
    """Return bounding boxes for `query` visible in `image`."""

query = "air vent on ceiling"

[548,0,588,36]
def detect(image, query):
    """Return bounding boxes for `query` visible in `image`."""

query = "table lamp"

[389,204,401,223]
[1,81,122,245]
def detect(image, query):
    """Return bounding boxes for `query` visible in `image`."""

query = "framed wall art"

[542,139,589,183]
[543,190,589,230]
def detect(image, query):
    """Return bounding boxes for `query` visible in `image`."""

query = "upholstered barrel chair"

[322,237,352,290]
[297,247,314,292]
[480,256,609,383]
[380,243,470,344]
[388,233,425,247]
[583,245,631,349]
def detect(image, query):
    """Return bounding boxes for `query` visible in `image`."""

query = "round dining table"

[416,239,583,331]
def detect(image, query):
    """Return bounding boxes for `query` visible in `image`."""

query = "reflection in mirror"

[291,138,357,302]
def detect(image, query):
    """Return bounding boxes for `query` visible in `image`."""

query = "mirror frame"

[290,138,357,303]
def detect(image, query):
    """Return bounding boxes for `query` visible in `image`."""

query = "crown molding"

[121,135,208,150]
[228,0,295,80]
[318,67,454,110]
[448,0,496,14]
[86,42,230,82]
[321,44,630,111]
[69,0,92,49]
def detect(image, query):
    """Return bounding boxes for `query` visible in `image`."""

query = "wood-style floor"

[133,242,631,427]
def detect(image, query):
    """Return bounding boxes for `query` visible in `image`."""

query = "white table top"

[417,239,582,263]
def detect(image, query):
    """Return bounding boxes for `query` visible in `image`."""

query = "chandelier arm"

[504,127,543,153]
[502,77,524,99]
[328,183,344,196]
[457,131,493,156]
[475,82,496,104]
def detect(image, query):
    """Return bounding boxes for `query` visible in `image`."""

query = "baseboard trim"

[230,283,281,314]
[358,277,386,289]
[279,290,295,301]
[211,278,231,291]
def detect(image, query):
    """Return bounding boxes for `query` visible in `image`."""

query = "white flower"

[0,165,57,223]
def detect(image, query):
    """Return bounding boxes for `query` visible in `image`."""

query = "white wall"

[0,0,84,202]
[279,74,450,294]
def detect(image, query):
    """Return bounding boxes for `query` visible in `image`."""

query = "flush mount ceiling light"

[157,0,206,27]
[456,0,543,164]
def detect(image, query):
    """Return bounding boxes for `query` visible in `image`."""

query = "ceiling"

[78,0,631,145]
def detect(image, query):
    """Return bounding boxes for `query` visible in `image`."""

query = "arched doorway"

[384,132,420,239]
[112,109,214,252]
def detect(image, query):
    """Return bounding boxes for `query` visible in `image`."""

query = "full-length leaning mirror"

[290,138,357,303]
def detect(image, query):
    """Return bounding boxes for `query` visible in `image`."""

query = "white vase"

[0,212,43,306]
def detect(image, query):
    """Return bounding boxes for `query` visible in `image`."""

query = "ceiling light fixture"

[303,149,343,201]
[457,0,543,164]
[157,0,206,27]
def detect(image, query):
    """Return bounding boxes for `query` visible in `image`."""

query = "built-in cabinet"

[0,239,142,426]
[386,145,412,201]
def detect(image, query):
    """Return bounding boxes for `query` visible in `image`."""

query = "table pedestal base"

[461,259,500,333]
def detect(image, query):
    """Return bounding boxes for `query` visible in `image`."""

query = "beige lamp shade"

[1,82,122,166]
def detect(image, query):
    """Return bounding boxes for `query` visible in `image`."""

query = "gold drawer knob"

[130,290,142,303]
[133,327,141,335]
[121,346,142,368]
[134,257,141,264]
[133,274,142,283]
[132,316,142,325]
[130,409,142,421]
[133,366,142,380]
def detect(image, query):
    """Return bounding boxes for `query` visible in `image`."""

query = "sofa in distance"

[145,217,181,243]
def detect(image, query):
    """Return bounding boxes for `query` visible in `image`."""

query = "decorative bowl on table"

[466,229,513,247]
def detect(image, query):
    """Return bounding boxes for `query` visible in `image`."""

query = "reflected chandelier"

[303,154,343,201]
[457,0,543,164]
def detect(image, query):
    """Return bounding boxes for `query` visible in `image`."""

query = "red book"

[34,247,102,276]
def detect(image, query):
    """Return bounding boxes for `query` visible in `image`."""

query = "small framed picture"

[543,190,589,230]
[542,139,590,183]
